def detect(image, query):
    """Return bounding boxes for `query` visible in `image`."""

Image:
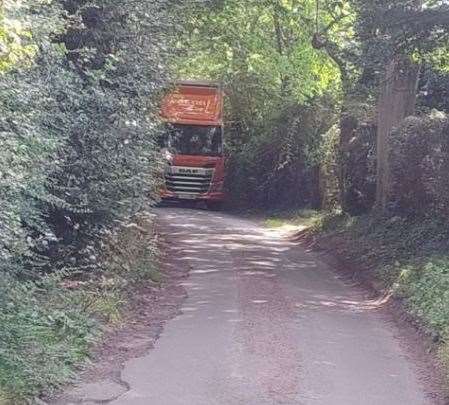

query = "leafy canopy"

[177,0,342,125]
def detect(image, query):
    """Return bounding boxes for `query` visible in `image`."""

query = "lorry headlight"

[211,181,224,192]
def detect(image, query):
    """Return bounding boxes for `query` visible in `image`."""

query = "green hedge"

[0,0,183,401]
[390,112,449,217]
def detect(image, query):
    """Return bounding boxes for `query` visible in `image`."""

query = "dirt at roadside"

[290,229,449,405]
[45,235,189,405]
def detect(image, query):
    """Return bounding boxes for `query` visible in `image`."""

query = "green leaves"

[0,274,98,400]
[0,0,179,399]
[173,0,346,208]
[178,0,341,111]
[399,258,449,334]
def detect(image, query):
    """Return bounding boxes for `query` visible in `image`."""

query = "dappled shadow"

[156,207,387,319]
[148,207,404,404]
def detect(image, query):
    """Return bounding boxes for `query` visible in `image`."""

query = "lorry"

[159,80,226,209]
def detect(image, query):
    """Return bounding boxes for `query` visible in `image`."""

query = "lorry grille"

[165,166,214,195]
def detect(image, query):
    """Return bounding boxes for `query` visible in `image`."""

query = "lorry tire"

[206,201,223,211]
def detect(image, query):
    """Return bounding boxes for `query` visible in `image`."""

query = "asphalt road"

[111,207,437,405]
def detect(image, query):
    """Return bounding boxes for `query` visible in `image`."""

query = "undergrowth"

[264,208,320,229]
[0,213,159,404]
[0,276,97,403]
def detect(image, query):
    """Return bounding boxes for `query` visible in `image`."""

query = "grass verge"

[0,212,160,404]
[264,208,320,230]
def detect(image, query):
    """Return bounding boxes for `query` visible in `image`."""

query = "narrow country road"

[112,207,435,405]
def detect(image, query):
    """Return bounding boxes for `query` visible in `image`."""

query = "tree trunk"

[338,112,358,212]
[376,55,419,210]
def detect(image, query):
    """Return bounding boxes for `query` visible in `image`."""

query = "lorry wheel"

[206,201,223,211]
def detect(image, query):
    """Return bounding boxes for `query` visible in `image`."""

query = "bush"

[0,0,182,401]
[227,99,335,209]
[342,121,377,214]
[0,1,173,276]
[317,101,377,215]
[0,62,61,278]
[319,125,341,210]
[389,111,449,217]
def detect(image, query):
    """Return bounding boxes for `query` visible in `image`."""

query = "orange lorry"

[159,81,226,209]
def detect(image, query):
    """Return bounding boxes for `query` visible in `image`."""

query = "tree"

[351,0,449,210]
[176,0,342,207]
[310,0,449,212]
[376,56,420,209]
[34,0,183,272]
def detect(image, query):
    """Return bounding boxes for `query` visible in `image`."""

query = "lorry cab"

[159,81,226,208]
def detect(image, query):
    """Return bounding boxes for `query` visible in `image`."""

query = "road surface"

[111,207,435,405]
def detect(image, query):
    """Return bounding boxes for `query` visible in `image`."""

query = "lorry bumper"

[161,190,225,202]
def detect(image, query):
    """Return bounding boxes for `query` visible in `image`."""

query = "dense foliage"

[177,0,343,208]
[389,112,449,217]
[177,0,449,211]
[42,0,176,273]
[0,0,182,400]
[315,0,449,214]
[3,0,449,400]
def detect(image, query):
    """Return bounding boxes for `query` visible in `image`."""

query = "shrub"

[227,99,335,209]
[318,100,377,215]
[0,0,182,401]
[342,121,377,214]
[389,111,449,217]
[0,56,68,280]
[319,125,341,210]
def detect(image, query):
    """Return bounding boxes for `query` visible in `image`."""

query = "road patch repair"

[48,224,189,404]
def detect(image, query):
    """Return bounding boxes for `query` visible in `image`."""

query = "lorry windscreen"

[163,124,223,157]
